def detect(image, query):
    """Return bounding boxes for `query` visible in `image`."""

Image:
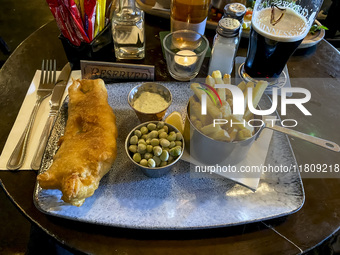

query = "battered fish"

[37,79,117,206]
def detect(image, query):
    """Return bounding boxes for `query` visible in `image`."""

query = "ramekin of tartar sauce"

[128,82,172,122]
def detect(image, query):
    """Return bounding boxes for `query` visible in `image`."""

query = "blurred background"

[0,0,339,254]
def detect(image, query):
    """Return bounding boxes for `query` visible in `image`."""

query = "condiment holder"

[128,82,172,122]
[59,23,113,70]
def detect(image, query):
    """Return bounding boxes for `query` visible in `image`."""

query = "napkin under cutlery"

[0,70,80,170]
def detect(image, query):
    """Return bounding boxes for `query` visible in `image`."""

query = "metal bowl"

[183,96,262,166]
[125,121,185,178]
[128,82,172,123]
[184,94,340,167]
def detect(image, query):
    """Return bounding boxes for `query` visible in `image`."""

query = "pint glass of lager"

[242,0,323,81]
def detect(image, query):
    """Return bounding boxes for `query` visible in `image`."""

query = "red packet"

[46,0,82,46]
[60,0,90,43]
[74,0,85,21]
[84,0,97,41]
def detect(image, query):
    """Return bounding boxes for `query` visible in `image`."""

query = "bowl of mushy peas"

[125,121,184,178]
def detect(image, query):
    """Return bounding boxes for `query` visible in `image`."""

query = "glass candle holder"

[163,30,209,81]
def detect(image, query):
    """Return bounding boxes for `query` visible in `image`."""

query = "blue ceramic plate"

[34,82,304,230]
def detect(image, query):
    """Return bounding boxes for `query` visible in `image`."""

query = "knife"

[31,63,72,170]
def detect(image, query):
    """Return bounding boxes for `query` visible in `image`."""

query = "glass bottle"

[208,18,240,76]
[170,0,211,35]
[112,0,145,59]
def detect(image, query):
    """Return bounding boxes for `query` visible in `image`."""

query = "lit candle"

[174,50,198,67]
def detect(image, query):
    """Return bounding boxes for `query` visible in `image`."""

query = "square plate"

[33,82,304,230]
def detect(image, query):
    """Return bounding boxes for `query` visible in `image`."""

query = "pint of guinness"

[243,0,323,80]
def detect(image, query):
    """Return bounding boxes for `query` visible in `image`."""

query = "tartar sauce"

[133,92,169,113]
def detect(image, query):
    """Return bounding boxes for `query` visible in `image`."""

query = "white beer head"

[252,7,309,42]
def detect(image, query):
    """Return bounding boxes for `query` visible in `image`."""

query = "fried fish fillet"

[37,79,117,206]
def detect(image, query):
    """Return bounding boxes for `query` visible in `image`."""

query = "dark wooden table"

[1,14,340,254]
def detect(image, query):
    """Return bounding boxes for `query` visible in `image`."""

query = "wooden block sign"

[81,60,154,81]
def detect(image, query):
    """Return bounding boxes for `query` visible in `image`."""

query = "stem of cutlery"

[31,114,57,170]
[266,125,340,152]
[6,100,43,170]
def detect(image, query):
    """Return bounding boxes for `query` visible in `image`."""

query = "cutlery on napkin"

[0,71,81,170]
[31,63,72,170]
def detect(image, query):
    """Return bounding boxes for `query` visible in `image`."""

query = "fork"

[7,59,57,170]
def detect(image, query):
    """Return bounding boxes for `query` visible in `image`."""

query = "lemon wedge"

[242,21,251,30]
[165,111,184,134]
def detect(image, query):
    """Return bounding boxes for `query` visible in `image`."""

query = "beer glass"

[240,0,323,85]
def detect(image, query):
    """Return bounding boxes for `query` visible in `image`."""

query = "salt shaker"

[223,3,246,50]
[208,18,241,76]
